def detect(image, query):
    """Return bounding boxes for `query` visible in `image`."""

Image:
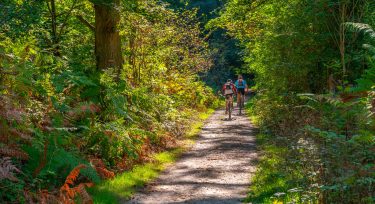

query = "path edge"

[91,108,217,204]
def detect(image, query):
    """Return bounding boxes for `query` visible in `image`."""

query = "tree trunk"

[48,0,60,56]
[339,2,346,80]
[94,0,123,72]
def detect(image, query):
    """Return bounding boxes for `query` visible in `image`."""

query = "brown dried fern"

[0,146,29,160]
[9,128,32,141]
[64,164,87,186]
[39,189,59,204]
[76,183,94,204]
[59,164,89,204]
[23,189,35,204]
[95,166,115,179]
[0,157,21,181]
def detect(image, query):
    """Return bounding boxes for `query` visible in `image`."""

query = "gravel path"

[126,107,258,204]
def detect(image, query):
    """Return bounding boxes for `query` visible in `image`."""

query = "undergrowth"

[245,88,374,203]
[90,150,182,204]
[245,102,319,204]
[89,109,215,203]
[0,2,220,202]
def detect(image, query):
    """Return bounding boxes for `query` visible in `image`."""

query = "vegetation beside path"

[90,109,215,204]
[2,0,375,203]
[215,1,375,203]
[245,101,312,204]
[0,1,220,203]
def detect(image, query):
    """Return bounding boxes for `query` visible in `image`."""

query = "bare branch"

[46,0,52,15]
[75,15,95,32]
[57,0,80,40]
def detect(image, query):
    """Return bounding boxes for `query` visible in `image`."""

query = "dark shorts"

[237,88,245,95]
[225,94,233,99]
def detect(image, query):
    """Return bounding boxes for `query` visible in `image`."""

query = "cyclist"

[235,75,248,107]
[222,79,237,114]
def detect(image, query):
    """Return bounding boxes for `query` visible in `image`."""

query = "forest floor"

[125,105,258,204]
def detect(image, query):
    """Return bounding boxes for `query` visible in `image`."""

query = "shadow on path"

[125,107,258,204]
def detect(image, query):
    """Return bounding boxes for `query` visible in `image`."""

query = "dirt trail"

[126,106,258,204]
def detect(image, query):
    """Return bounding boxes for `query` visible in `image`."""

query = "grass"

[244,134,318,204]
[244,134,290,204]
[186,109,214,139]
[245,97,260,125]
[244,102,303,204]
[89,108,215,204]
[89,149,183,203]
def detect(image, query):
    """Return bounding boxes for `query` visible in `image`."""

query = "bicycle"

[225,94,234,120]
[238,92,245,115]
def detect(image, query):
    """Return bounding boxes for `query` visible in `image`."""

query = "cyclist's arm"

[222,84,227,94]
[232,85,237,94]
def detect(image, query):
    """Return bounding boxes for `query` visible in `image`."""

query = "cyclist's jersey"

[222,83,237,95]
[235,79,247,89]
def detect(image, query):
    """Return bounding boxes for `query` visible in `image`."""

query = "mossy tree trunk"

[94,0,123,72]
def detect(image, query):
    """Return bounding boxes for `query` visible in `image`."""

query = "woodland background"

[1,0,374,203]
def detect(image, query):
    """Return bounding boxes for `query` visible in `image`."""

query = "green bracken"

[90,109,214,203]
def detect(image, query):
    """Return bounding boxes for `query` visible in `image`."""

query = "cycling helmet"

[227,79,232,83]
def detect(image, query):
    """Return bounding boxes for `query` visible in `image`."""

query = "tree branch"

[75,15,95,32]
[57,0,80,40]
[46,0,52,15]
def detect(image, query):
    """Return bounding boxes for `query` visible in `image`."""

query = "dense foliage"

[0,0,219,202]
[2,0,374,203]
[214,0,374,203]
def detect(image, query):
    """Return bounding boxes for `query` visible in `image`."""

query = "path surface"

[126,106,258,204]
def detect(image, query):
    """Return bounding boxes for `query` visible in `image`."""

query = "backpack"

[224,83,234,95]
[225,84,231,90]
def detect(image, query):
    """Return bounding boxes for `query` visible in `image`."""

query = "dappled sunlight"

[127,108,258,203]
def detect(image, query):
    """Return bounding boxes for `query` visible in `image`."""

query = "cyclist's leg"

[241,92,245,107]
[225,95,229,114]
[237,92,240,106]
[230,94,234,109]
[231,94,234,109]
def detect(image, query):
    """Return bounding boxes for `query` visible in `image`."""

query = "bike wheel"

[238,95,242,115]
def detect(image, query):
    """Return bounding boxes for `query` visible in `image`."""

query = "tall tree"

[93,0,123,71]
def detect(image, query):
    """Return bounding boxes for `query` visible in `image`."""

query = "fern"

[88,158,114,179]
[59,164,94,204]
[8,128,32,141]
[0,146,29,160]
[32,140,48,177]
[63,164,86,186]
[94,166,115,179]
[344,22,375,92]
[39,189,59,204]
[344,22,375,40]
[76,183,94,204]
[0,157,20,182]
